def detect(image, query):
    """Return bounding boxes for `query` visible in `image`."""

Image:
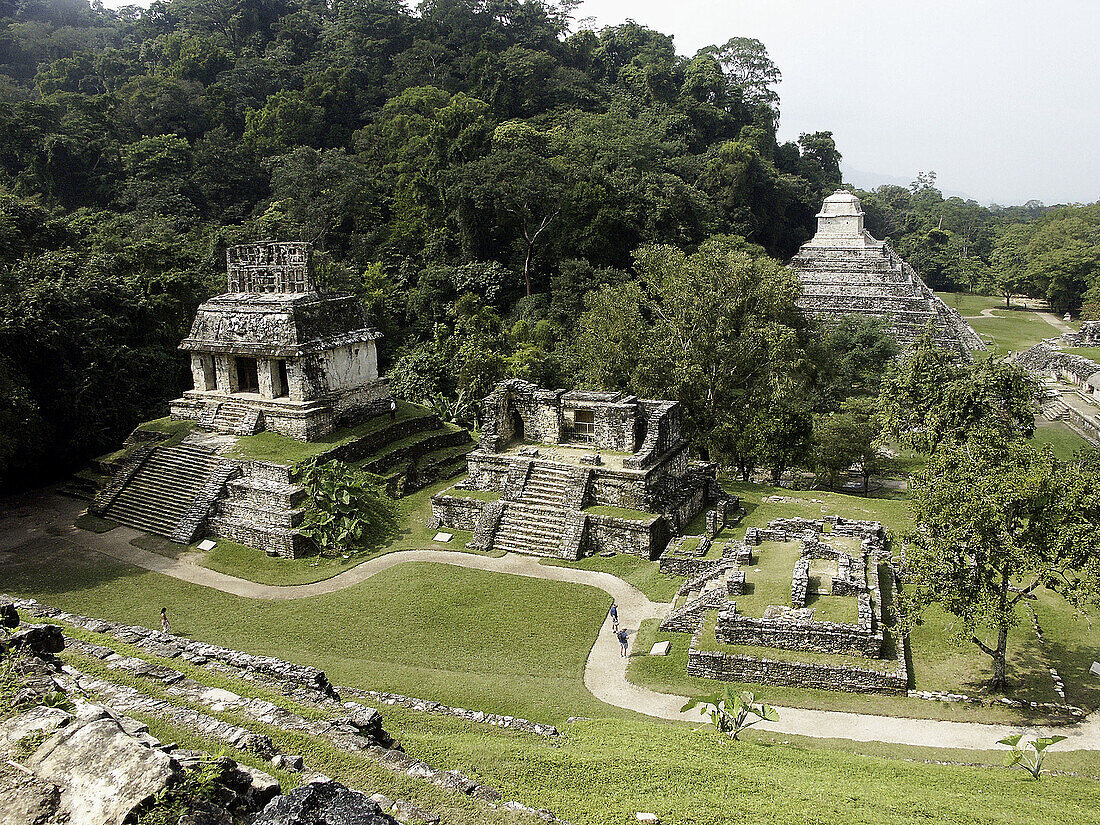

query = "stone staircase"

[1043,397,1070,421]
[97,444,226,539]
[488,464,574,557]
[197,401,263,436]
[791,245,983,354]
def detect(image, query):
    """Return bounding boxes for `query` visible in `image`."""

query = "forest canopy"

[0,0,1096,489]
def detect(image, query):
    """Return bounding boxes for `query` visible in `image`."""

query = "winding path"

[4,493,1099,751]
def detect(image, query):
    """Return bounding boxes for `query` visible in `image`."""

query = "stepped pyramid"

[789,191,985,355]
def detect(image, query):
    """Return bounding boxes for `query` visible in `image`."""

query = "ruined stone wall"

[687,647,906,694]
[430,495,485,531]
[715,610,883,658]
[585,514,668,559]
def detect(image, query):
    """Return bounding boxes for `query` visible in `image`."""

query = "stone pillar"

[285,361,305,402]
[217,355,238,393]
[190,355,207,392]
[258,359,276,399]
[706,509,719,537]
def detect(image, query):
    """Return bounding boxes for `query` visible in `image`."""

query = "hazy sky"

[574,0,1099,206]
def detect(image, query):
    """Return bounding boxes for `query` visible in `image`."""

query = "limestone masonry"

[87,241,472,558]
[170,241,391,441]
[432,379,732,560]
[790,191,985,355]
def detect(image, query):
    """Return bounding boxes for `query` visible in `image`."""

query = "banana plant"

[997,733,1067,779]
[681,687,779,741]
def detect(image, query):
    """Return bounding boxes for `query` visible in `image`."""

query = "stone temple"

[87,241,458,558]
[790,191,985,354]
[431,379,732,560]
[169,242,390,440]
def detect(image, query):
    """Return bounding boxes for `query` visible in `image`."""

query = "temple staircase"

[93,444,233,542]
[489,464,575,557]
[197,401,264,436]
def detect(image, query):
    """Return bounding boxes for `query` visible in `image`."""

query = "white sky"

[574,0,1100,206]
[96,0,1098,205]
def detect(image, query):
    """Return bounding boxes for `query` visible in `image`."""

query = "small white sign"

[197,540,217,551]
[433,532,454,543]
[1091,661,1100,677]
[649,641,671,657]
[636,814,659,824]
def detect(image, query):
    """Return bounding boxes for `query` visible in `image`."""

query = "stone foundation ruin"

[790,191,985,356]
[661,516,908,694]
[431,379,732,559]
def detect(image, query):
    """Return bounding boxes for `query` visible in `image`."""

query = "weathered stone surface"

[27,714,176,825]
[254,781,399,825]
[0,600,19,628]
[6,624,64,655]
[0,763,63,825]
[0,706,73,749]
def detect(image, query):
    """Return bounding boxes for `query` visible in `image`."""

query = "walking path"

[5,493,1099,751]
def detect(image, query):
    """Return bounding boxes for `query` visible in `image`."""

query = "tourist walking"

[609,602,619,631]
[616,628,629,657]
[160,607,171,634]
[389,398,397,421]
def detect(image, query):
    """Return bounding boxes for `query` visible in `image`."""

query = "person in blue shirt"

[609,602,619,631]
[616,628,629,657]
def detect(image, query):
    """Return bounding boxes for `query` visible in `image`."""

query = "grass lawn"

[734,540,802,617]
[1031,417,1093,459]
[960,307,1061,353]
[540,554,685,603]
[228,400,432,465]
[722,479,914,540]
[934,291,1007,316]
[2,543,618,724]
[52,622,1100,825]
[1066,346,1100,363]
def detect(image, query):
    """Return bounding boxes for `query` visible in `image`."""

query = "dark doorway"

[511,411,524,443]
[235,357,259,393]
[275,360,289,398]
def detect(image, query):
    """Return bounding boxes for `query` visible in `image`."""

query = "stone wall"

[430,495,485,531]
[585,514,667,559]
[687,646,907,694]
[715,609,883,657]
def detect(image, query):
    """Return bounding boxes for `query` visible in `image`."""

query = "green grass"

[582,504,654,521]
[2,547,618,725]
[540,554,685,603]
[228,401,433,465]
[199,539,371,585]
[934,291,1007,316]
[967,309,1060,353]
[1031,418,1092,459]
[734,540,803,617]
[1065,346,1100,363]
[56,621,1100,825]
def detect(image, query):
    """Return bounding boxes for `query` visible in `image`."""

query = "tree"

[297,458,400,556]
[903,438,1100,691]
[878,337,1037,453]
[575,237,808,459]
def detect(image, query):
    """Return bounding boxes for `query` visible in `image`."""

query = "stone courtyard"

[660,516,909,694]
